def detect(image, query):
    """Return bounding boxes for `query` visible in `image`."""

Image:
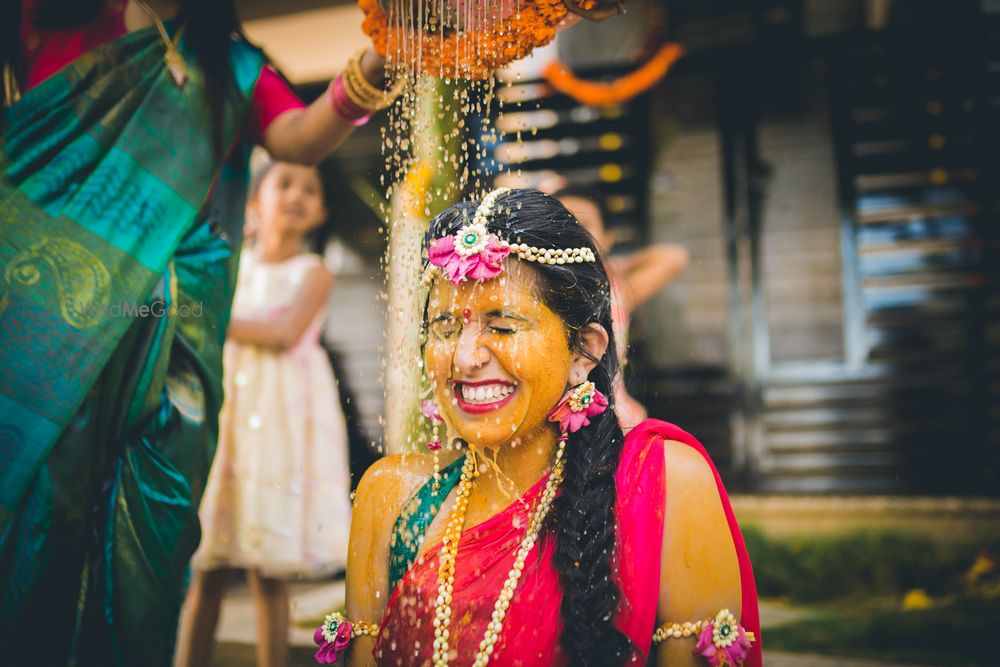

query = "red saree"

[375,419,762,666]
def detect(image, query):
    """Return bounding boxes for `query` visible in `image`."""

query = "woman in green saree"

[0,2,390,664]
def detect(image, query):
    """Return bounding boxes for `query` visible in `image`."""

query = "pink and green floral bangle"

[315,608,752,665]
[313,611,379,664]
[652,609,756,667]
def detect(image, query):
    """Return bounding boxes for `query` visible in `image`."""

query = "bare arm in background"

[262,50,387,164]
[614,243,690,314]
[227,264,334,350]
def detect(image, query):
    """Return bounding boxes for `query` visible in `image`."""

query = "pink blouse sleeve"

[21,0,126,91]
[247,65,306,144]
[613,419,668,663]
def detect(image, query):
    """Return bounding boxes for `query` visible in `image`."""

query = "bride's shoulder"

[354,452,456,514]
[625,418,720,488]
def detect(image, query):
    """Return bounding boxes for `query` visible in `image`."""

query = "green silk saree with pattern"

[0,23,265,665]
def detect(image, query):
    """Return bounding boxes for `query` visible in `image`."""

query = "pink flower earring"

[422,398,444,492]
[547,380,608,435]
[421,399,443,450]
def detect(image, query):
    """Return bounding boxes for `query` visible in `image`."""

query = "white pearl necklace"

[432,443,566,666]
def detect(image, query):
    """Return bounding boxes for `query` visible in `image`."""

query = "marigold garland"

[542,42,684,106]
[360,0,575,80]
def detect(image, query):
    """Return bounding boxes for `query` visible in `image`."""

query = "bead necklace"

[432,442,566,667]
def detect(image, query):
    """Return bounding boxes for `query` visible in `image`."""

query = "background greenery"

[743,528,1000,664]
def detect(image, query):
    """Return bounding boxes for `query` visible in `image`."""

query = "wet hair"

[2,0,243,157]
[424,188,632,665]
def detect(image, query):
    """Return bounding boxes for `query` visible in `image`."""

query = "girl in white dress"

[178,161,352,667]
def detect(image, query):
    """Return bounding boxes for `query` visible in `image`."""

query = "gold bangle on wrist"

[341,67,377,110]
[348,49,386,98]
[341,48,404,112]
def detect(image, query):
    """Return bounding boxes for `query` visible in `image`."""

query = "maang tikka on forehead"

[425,188,598,286]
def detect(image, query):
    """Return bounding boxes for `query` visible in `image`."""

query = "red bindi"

[462,308,472,322]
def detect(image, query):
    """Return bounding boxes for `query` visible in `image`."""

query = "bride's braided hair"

[425,188,633,665]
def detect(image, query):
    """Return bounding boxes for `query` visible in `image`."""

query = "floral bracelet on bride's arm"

[314,607,755,665]
[652,609,756,667]
[313,612,379,664]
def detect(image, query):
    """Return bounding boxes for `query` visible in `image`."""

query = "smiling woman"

[329,189,762,667]
[424,262,576,446]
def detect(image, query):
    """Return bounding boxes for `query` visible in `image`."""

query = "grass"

[746,529,1000,663]
[764,596,1000,666]
[210,642,318,667]
[743,527,1000,603]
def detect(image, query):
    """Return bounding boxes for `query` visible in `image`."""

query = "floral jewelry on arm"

[548,380,608,434]
[426,188,598,285]
[652,609,756,667]
[313,611,380,664]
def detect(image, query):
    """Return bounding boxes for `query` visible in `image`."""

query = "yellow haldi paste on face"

[424,261,572,449]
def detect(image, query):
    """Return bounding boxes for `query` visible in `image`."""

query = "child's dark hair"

[248,160,333,255]
[248,160,277,198]
[423,188,632,666]
[249,160,332,202]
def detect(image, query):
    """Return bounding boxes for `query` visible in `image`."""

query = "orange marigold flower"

[360,0,571,80]
[542,42,684,106]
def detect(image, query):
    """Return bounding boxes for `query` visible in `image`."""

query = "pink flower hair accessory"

[693,609,754,667]
[424,188,599,286]
[428,223,511,285]
[547,380,608,434]
[428,187,512,285]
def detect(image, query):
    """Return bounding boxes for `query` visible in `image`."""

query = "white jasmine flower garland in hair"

[427,189,597,285]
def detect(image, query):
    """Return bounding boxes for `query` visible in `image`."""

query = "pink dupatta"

[374,419,761,666]
[629,420,763,667]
